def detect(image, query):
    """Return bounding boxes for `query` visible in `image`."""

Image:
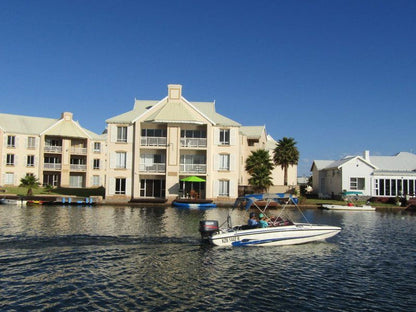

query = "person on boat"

[259,213,268,228]
[248,212,259,228]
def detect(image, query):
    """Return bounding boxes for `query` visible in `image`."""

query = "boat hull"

[210,223,341,247]
[322,204,375,211]
[172,201,216,209]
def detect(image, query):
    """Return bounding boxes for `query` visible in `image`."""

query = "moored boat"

[321,204,375,211]
[173,198,216,209]
[199,194,341,247]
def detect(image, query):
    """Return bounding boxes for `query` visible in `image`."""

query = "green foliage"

[19,175,41,196]
[245,149,274,193]
[273,137,299,185]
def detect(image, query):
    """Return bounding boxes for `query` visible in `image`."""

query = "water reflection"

[0,204,415,311]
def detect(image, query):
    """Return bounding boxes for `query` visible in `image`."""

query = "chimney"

[61,112,73,121]
[168,84,182,101]
[363,150,370,161]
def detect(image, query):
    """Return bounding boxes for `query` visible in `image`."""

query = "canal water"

[0,204,414,311]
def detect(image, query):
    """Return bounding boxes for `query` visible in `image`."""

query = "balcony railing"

[70,164,87,171]
[141,137,167,147]
[139,163,166,173]
[180,138,207,148]
[44,146,62,153]
[44,163,62,170]
[70,147,87,154]
[180,164,206,174]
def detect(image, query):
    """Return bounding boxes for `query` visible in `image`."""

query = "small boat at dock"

[321,203,375,211]
[172,198,216,209]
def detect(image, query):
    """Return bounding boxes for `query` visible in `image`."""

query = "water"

[0,204,415,311]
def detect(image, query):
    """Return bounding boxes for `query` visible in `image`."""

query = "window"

[180,129,206,138]
[94,142,101,152]
[7,136,16,148]
[219,154,230,170]
[142,128,167,137]
[350,177,365,190]
[219,180,230,196]
[117,126,128,142]
[93,159,100,169]
[27,155,35,167]
[116,152,126,168]
[4,173,14,185]
[27,137,36,149]
[219,129,230,145]
[140,179,166,197]
[92,175,100,186]
[115,178,126,194]
[6,154,15,166]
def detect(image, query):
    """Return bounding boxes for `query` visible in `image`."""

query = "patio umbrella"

[180,176,205,182]
[180,176,205,198]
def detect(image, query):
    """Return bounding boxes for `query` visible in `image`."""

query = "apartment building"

[105,84,297,201]
[0,112,106,189]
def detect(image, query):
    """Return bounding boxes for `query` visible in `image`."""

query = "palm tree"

[19,174,41,196]
[273,137,299,186]
[245,149,274,193]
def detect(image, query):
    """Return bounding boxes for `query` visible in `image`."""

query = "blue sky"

[1,0,415,176]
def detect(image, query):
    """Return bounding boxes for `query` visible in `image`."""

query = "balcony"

[70,147,87,155]
[141,137,167,147]
[139,163,166,173]
[44,163,62,170]
[180,164,206,174]
[70,164,87,171]
[44,146,62,153]
[180,138,207,148]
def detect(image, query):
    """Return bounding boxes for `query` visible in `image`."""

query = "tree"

[273,137,299,186]
[245,149,274,193]
[19,174,41,196]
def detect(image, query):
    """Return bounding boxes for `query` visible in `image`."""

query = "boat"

[173,198,216,209]
[321,203,376,211]
[199,194,341,247]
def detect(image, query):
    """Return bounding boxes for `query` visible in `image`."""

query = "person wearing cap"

[247,212,259,228]
[259,213,268,228]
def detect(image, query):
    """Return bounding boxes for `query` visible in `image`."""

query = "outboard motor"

[199,220,219,241]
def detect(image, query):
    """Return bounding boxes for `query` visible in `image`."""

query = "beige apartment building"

[0,85,297,201]
[105,84,297,202]
[0,112,106,189]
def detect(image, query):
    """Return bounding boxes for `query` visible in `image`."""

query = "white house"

[311,150,416,198]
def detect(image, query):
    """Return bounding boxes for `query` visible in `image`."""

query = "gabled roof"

[371,152,416,171]
[240,126,265,139]
[106,96,241,127]
[313,156,376,171]
[0,112,103,140]
[42,119,91,139]
[0,113,57,134]
[311,160,335,171]
[312,151,416,172]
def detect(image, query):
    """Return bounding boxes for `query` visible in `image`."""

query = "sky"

[1,0,415,176]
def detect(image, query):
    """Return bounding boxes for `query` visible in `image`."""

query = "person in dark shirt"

[248,212,259,228]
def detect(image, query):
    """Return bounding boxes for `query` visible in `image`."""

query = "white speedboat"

[321,204,375,211]
[199,194,341,247]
